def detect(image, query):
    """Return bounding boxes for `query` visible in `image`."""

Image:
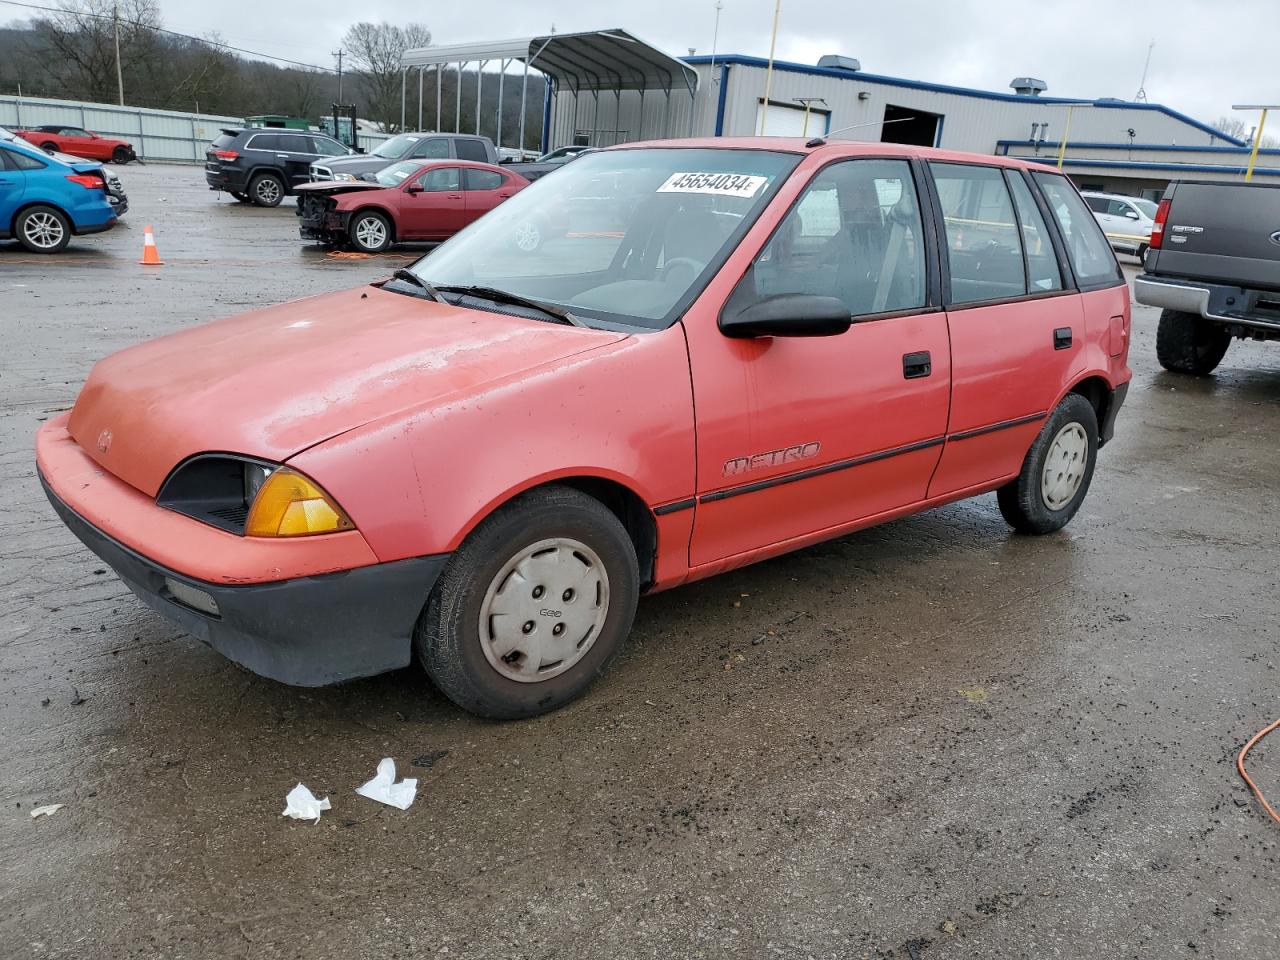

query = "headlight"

[245,468,354,538]
[333,173,357,182]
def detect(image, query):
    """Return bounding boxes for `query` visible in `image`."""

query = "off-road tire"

[997,393,1099,535]
[415,486,640,720]
[1155,308,1229,375]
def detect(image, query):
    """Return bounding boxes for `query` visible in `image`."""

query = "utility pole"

[333,48,344,102]
[113,3,124,106]
[758,0,782,134]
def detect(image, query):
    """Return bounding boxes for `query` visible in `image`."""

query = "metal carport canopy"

[400,29,698,96]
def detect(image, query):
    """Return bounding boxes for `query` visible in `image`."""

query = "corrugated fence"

[0,94,392,162]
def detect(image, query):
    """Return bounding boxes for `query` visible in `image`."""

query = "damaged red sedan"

[38,139,1131,719]
[296,159,529,252]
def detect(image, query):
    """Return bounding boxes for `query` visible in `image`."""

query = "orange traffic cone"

[139,224,164,265]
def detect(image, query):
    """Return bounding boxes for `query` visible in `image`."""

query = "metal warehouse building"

[403,30,1280,197]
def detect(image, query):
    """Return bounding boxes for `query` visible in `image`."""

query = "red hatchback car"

[38,139,1131,719]
[295,159,529,252]
[17,125,137,164]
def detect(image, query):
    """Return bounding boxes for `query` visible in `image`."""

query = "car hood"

[293,181,387,197]
[67,285,627,496]
[318,155,395,174]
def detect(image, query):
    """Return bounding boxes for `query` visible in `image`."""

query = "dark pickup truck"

[1135,180,1280,374]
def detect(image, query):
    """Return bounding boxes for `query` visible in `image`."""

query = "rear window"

[212,134,236,150]
[455,139,489,163]
[1033,173,1123,287]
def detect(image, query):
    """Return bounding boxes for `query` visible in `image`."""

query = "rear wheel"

[415,486,640,719]
[15,205,71,253]
[348,210,392,253]
[997,393,1098,535]
[1156,308,1229,375]
[248,172,284,207]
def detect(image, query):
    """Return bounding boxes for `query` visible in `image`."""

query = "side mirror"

[405,182,424,194]
[720,294,851,338]
[1123,209,1139,220]
[354,146,366,154]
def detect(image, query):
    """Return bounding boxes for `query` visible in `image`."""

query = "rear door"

[461,168,514,223]
[926,162,1086,496]
[278,134,321,187]
[399,166,465,238]
[686,157,952,566]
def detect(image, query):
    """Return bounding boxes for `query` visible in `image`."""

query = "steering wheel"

[661,257,704,286]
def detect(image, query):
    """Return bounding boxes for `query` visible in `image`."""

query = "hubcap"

[23,212,64,249]
[479,537,609,683]
[513,221,540,252]
[1041,422,1088,510]
[257,178,281,203]
[355,217,386,250]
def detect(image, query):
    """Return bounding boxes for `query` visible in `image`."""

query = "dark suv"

[205,128,355,207]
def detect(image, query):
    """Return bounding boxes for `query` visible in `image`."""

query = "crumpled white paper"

[282,783,331,823]
[30,803,63,819]
[355,757,417,810]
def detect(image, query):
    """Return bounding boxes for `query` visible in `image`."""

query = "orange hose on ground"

[1238,718,1280,825]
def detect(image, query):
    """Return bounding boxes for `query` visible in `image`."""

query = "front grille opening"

[208,504,249,524]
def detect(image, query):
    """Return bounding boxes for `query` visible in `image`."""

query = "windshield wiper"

[434,284,586,327]
[388,269,446,303]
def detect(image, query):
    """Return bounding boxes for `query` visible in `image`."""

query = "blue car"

[0,128,118,253]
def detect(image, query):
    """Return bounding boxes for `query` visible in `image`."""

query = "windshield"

[374,160,424,186]
[1132,198,1158,219]
[406,147,800,330]
[371,134,420,159]
[0,125,14,141]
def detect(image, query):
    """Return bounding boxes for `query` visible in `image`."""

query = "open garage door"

[882,104,943,147]
[756,100,830,138]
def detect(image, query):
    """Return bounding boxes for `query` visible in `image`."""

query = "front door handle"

[903,351,932,379]
[447,193,463,199]
[1054,327,1073,350]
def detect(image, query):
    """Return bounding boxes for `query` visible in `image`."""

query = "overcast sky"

[16,0,1280,128]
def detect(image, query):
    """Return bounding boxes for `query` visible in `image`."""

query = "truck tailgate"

[1150,181,1280,291]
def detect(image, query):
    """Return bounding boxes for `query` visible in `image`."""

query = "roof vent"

[1010,77,1048,97]
[818,54,861,72]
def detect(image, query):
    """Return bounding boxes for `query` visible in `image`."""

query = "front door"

[925,162,1085,495]
[399,166,465,239]
[686,157,951,567]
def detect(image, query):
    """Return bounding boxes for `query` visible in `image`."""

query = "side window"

[1006,172,1063,293]
[1084,196,1108,213]
[279,135,311,154]
[311,137,346,157]
[1033,172,1123,287]
[929,162,1025,304]
[8,148,47,170]
[0,148,11,171]
[747,158,927,318]
[463,169,503,191]
[412,138,450,159]
[246,133,279,151]
[420,167,460,192]
[1112,200,1140,220]
[454,139,489,163]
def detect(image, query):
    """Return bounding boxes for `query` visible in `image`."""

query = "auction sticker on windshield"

[657,172,768,198]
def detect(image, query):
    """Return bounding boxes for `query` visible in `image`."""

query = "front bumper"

[1134,274,1280,333]
[43,476,448,685]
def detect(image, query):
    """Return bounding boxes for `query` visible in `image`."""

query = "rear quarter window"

[1033,173,1123,287]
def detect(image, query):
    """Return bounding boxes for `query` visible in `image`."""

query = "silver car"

[1082,191,1156,260]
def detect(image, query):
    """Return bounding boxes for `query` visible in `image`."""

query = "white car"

[1082,191,1157,260]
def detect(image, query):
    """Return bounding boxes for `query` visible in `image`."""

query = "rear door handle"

[1053,327,1073,350]
[903,351,932,379]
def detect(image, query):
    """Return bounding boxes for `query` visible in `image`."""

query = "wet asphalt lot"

[2,163,1279,960]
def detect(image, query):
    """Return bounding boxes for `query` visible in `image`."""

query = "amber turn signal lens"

[244,468,354,538]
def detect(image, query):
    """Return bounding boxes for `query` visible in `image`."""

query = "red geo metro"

[37,138,1131,719]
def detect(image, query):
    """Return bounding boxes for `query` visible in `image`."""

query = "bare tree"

[341,21,431,132]
[31,0,162,103]
[1215,115,1279,149]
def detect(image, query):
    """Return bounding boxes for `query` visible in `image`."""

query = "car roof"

[1082,190,1141,201]
[402,158,510,172]
[605,136,1066,172]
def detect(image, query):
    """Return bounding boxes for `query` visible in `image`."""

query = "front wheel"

[41,141,58,154]
[1156,308,1229,375]
[15,205,71,253]
[348,210,392,253]
[415,486,640,719]
[111,146,131,164]
[997,394,1098,535]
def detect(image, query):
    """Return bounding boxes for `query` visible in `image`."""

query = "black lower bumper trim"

[43,476,448,686]
[1100,380,1128,446]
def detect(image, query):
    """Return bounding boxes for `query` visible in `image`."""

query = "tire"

[348,210,393,253]
[1135,243,1148,263]
[415,485,640,720]
[229,191,250,203]
[15,205,71,254]
[1155,308,1229,375]
[111,146,130,165]
[248,172,285,207]
[41,141,58,154]
[997,393,1099,536]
